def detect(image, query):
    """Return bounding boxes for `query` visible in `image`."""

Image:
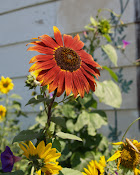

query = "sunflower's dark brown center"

[120,145,140,169]
[3,82,8,88]
[0,110,3,116]
[55,47,81,72]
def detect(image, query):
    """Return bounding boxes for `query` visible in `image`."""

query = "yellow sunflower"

[0,105,6,121]
[27,26,101,98]
[107,138,140,175]
[19,141,62,174]
[0,76,14,94]
[82,156,106,175]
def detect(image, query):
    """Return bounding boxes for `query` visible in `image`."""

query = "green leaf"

[56,132,82,142]
[75,111,89,132]
[88,111,107,136]
[90,16,97,26]
[94,80,122,108]
[52,138,61,152]
[75,110,107,136]
[3,170,24,175]
[9,94,22,99]
[102,66,118,82]
[66,119,75,133]
[102,44,118,66]
[13,130,42,143]
[61,104,76,118]
[103,34,111,42]
[70,151,95,171]
[51,116,66,128]
[78,93,97,109]
[25,95,51,106]
[60,168,82,175]
[85,25,95,31]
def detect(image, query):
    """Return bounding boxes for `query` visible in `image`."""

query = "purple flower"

[1,146,21,172]
[122,40,130,49]
[49,92,53,98]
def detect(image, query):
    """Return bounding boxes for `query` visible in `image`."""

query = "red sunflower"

[28,26,101,98]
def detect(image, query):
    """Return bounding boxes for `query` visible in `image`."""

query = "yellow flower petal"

[36,140,45,157]
[99,156,106,167]
[112,141,124,145]
[19,143,29,158]
[134,168,140,175]
[29,141,36,155]
[19,141,62,174]
[107,150,121,162]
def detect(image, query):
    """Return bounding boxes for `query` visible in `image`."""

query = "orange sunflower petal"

[68,34,80,48]
[88,78,96,92]
[48,73,60,93]
[81,62,99,79]
[57,71,65,97]
[29,59,56,72]
[27,46,54,54]
[53,26,63,46]
[81,67,96,84]
[29,55,54,63]
[39,34,59,49]
[72,79,78,98]
[65,71,72,96]
[63,34,73,47]
[41,66,61,86]
[77,69,90,94]
[73,71,84,98]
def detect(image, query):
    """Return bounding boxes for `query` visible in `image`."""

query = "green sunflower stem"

[47,89,57,127]
[31,166,34,175]
[121,117,140,141]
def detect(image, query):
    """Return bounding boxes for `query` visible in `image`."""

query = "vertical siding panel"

[134,0,140,125]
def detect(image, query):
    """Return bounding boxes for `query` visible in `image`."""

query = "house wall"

[0,0,139,140]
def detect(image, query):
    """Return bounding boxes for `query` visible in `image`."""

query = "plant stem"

[121,117,140,141]
[31,166,34,175]
[47,89,57,127]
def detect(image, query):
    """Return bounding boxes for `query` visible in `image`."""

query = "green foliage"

[60,168,82,175]
[0,2,133,175]
[101,44,118,66]
[102,66,118,82]
[56,132,82,142]
[25,95,51,106]
[2,170,24,175]
[13,130,42,143]
[94,80,122,108]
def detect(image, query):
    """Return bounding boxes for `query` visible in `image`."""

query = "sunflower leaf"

[70,151,95,172]
[102,66,118,82]
[60,168,82,175]
[13,130,42,143]
[51,116,66,128]
[9,94,22,99]
[56,132,82,142]
[25,95,51,106]
[90,16,97,26]
[102,44,118,66]
[94,80,122,108]
[75,110,107,136]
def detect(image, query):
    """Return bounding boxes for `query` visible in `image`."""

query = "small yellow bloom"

[82,156,106,175]
[0,105,6,121]
[0,76,14,94]
[107,139,140,175]
[19,141,62,175]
